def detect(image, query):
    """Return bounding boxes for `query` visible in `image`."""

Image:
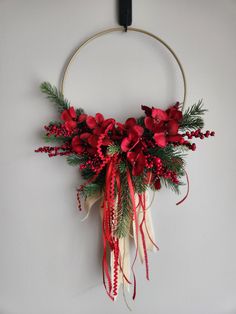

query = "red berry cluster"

[35,143,72,157]
[44,124,74,138]
[79,155,103,172]
[184,129,215,140]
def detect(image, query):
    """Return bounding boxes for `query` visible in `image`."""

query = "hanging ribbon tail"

[176,170,190,205]
[134,191,158,283]
[126,169,139,300]
[81,192,102,222]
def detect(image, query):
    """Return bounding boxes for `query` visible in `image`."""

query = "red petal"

[87,146,97,155]
[125,118,136,129]
[88,134,99,147]
[93,127,102,136]
[167,134,182,142]
[127,151,137,163]
[65,120,77,131]
[132,152,146,176]
[144,117,154,131]
[72,136,84,154]
[132,125,144,137]
[102,137,112,146]
[152,108,168,121]
[86,116,97,129]
[102,118,116,129]
[69,106,76,119]
[61,110,70,122]
[78,114,87,123]
[153,132,167,148]
[168,120,179,135]
[121,137,132,152]
[80,133,91,141]
[95,113,104,124]
[166,106,183,121]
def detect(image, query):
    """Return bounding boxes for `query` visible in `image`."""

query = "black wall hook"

[118,0,132,31]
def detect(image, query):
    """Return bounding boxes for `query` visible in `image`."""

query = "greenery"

[82,183,101,198]
[180,100,207,131]
[115,175,132,238]
[40,82,70,113]
[43,134,69,143]
[107,144,121,156]
[160,177,183,194]
[67,153,88,166]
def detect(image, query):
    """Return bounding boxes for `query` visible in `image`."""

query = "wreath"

[35,27,215,302]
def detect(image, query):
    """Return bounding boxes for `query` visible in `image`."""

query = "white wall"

[0,1,235,313]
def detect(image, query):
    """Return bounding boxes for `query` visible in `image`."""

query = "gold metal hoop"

[60,27,187,111]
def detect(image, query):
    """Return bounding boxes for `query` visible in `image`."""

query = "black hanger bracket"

[118,0,132,32]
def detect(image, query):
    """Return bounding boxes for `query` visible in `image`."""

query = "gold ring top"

[60,27,187,111]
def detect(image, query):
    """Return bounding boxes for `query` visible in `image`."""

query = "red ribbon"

[176,170,190,205]
[138,193,149,280]
[126,169,139,300]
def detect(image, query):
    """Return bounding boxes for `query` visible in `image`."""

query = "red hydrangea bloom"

[84,113,115,148]
[144,108,168,133]
[166,102,182,121]
[72,133,96,155]
[86,113,104,129]
[142,103,184,147]
[61,107,77,131]
[120,118,144,152]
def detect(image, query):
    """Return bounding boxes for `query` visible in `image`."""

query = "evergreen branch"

[82,183,101,198]
[133,173,148,194]
[160,177,183,194]
[67,154,88,166]
[40,82,70,113]
[148,145,186,174]
[107,144,121,156]
[180,100,207,131]
[115,175,132,238]
[81,168,95,180]
[119,160,127,174]
[43,134,68,143]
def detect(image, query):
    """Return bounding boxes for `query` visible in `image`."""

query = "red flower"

[165,104,184,143]
[121,118,144,152]
[72,134,96,155]
[127,150,146,176]
[144,108,168,133]
[166,103,182,121]
[61,107,77,131]
[86,113,104,129]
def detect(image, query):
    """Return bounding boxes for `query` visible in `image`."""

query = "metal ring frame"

[60,27,187,110]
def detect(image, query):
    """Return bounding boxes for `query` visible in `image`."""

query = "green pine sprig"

[40,82,70,113]
[107,144,121,156]
[67,154,88,166]
[82,183,101,198]
[43,134,69,143]
[180,100,207,131]
[115,176,132,238]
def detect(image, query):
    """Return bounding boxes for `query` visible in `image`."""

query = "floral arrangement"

[36,82,214,301]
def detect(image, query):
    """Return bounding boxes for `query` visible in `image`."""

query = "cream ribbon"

[82,189,156,298]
